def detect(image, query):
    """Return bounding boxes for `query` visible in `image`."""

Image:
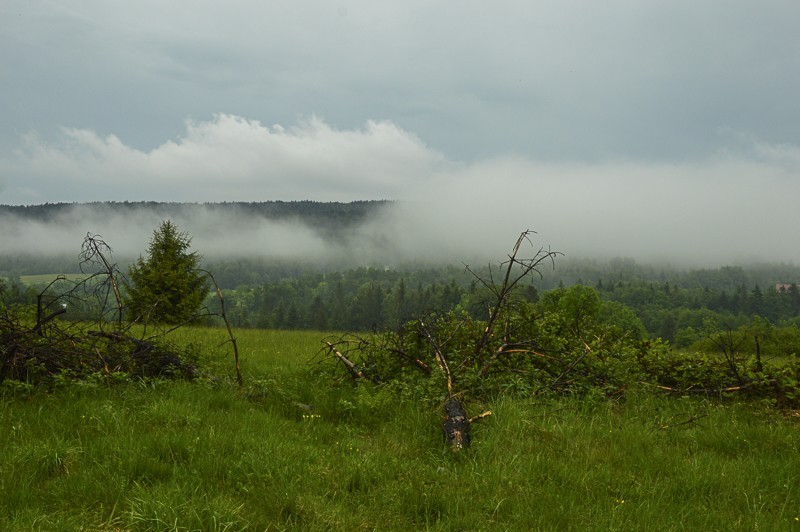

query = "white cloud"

[372,149,800,265]
[2,115,800,266]
[5,115,449,203]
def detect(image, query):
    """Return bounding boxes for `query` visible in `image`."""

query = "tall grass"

[1,327,799,530]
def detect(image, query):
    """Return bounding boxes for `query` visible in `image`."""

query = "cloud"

[368,152,799,266]
[5,1,800,166]
[4,114,449,203]
[2,116,800,267]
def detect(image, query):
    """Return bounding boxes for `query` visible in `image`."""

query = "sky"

[1,1,800,265]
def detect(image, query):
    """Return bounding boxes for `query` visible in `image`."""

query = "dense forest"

[205,263,800,347]
[4,257,800,352]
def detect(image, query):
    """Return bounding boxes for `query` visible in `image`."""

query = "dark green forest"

[206,262,800,351]
[0,200,388,224]
[5,255,800,353]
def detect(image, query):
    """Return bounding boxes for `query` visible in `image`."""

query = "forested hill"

[0,200,391,226]
[0,200,394,275]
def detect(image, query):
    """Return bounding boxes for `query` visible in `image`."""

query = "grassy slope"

[1,328,799,530]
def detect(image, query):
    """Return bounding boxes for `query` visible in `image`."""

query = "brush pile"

[0,310,197,384]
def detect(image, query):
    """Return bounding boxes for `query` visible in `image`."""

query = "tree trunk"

[442,396,471,449]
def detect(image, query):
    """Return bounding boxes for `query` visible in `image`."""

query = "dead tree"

[80,233,125,327]
[443,396,471,449]
[1,233,237,384]
[321,230,557,450]
[34,276,68,336]
[468,229,561,369]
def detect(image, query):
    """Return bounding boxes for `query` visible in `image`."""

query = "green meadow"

[1,327,800,530]
[19,274,88,286]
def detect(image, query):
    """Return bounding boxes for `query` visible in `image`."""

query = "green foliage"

[325,279,800,411]
[125,220,209,325]
[0,276,34,309]
[635,334,800,409]
[325,285,652,403]
[203,259,800,342]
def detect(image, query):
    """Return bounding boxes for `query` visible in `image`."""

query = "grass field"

[2,327,800,530]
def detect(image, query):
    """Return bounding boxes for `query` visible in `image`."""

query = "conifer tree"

[125,220,208,324]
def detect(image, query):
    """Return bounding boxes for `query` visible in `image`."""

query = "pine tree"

[125,220,209,324]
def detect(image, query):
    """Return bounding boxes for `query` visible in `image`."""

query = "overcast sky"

[1,1,800,264]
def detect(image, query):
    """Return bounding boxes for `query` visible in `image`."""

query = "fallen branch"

[638,380,772,395]
[419,319,454,396]
[657,413,708,430]
[201,269,242,385]
[387,347,433,374]
[480,342,553,375]
[325,341,370,381]
[469,410,493,423]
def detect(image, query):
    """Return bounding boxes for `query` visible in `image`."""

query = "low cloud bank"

[2,115,799,267]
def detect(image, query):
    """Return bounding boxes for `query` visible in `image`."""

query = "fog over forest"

[6,126,800,268]
[1,175,798,270]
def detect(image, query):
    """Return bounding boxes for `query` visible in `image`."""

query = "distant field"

[19,273,88,286]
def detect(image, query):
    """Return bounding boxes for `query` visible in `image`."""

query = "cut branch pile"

[0,314,197,383]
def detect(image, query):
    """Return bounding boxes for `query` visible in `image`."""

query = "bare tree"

[321,230,560,449]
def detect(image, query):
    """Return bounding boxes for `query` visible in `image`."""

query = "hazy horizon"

[1,200,797,270]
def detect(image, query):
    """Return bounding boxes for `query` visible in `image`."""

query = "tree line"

[4,217,800,355]
[208,267,800,343]
[6,255,800,343]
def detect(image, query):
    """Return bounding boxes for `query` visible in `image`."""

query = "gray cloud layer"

[3,1,799,160]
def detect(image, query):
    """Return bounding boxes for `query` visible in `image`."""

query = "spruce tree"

[125,220,209,324]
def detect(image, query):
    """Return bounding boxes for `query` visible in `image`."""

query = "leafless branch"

[199,269,242,385]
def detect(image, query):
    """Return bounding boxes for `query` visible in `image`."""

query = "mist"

[2,116,799,269]
[1,158,798,271]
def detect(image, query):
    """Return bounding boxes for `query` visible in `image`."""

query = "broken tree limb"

[549,341,593,390]
[325,341,370,381]
[479,341,552,376]
[638,380,776,396]
[657,413,708,430]
[419,319,454,396]
[387,347,433,374]
[469,410,493,423]
[201,269,242,385]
